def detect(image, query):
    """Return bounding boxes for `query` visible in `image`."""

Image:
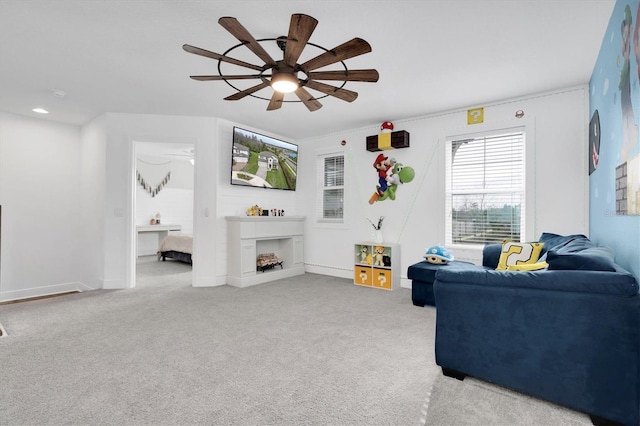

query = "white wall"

[0,112,91,301]
[135,156,194,233]
[99,114,297,288]
[80,115,106,289]
[214,119,298,279]
[101,113,217,288]
[0,86,590,298]
[135,155,194,256]
[297,87,590,287]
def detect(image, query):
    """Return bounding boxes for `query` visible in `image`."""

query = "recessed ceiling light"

[32,108,49,114]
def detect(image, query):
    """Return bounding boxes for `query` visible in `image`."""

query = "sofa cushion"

[407,260,480,283]
[435,269,639,297]
[538,232,593,253]
[482,243,503,269]
[496,242,545,270]
[546,246,618,272]
[506,261,549,271]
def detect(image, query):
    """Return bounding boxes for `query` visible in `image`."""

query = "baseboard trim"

[0,281,95,303]
[192,276,225,287]
[102,278,125,289]
[304,263,352,279]
[304,263,412,288]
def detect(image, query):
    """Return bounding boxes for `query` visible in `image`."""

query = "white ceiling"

[0,0,614,141]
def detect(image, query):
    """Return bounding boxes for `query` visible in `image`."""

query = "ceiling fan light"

[271,72,299,93]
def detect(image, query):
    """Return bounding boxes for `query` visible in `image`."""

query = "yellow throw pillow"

[496,241,545,270]
[506,261,549,271]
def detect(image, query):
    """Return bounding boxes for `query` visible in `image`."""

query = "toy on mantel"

[246,205,263,216]
[424,245,454,264]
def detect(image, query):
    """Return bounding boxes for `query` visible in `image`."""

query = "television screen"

[231,127,298,190]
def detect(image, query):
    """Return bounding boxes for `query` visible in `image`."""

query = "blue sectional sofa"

[433,233,639,426]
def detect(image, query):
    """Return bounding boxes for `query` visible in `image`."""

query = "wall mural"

[589,110,601,175]
[617,4,640,215]
[589,0,640,282]
[591,1,640,216]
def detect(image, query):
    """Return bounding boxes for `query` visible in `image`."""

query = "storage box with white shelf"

[353,243,400,290]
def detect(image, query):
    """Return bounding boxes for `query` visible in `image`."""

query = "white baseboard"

[304,264,413,289]
[227,267,306,288]
[192,275,225,287]
[400,277,412,289]
[0,281,95,303]
[304,263,352,279]
[102,278,125,289]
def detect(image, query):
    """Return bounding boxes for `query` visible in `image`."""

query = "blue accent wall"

[589,0,640,281]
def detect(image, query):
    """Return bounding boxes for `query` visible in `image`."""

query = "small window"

[317,154,344,222]
[445,130,525,245]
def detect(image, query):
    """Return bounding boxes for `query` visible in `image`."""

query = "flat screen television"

[231,127,298,191]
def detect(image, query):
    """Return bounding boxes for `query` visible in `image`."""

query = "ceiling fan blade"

[307,69,379,82]
[182,44,263,71]
[225,82,270,101]
[304,80,358,103]
[218,17,277,67]
[190,75,264,81]
[267,91,285,111]
[294,87,322,112]
[284,14,318,68]
[300,38,372,72]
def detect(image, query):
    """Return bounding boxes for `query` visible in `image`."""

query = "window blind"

[317,154,344,221]
[446,131,525,245]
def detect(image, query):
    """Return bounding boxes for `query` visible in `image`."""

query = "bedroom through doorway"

[132,141,195,288]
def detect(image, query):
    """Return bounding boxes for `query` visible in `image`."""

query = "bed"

[157,234,193,264]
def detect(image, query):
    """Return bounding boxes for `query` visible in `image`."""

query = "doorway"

[131,141,195,288]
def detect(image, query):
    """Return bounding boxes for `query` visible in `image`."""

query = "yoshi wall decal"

[368,155,415,204]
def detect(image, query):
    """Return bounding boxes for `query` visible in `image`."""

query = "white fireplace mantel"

[225,216,305,287]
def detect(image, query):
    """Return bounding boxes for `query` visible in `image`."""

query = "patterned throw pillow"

[496,241,545,271]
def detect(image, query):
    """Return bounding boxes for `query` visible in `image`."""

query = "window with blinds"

[317,154,344,222]
[445,130,525,245]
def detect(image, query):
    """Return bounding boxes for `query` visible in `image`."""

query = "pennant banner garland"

[137,170,171,198]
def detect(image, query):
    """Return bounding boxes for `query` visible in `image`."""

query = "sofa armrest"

[482,243,502,269]
[433,274,640,426]
[435,269,639,297]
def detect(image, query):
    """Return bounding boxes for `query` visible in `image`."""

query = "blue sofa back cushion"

[435,269,639,297]
[538,232,593,252]
[483,233,594,269]
[537,232,619,272]
[546,246,618,272]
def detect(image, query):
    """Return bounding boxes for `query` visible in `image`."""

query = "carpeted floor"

[0,260,436,425]
[423,375,590,425]
[0,258,593,425]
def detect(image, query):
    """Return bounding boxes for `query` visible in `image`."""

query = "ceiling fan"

[183,13,379,112]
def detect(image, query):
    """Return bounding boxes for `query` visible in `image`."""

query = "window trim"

[444,124,532,247]
[316,149,346,226]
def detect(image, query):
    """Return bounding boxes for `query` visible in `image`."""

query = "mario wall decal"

[366,121,415,204]
[369,157,415,204]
